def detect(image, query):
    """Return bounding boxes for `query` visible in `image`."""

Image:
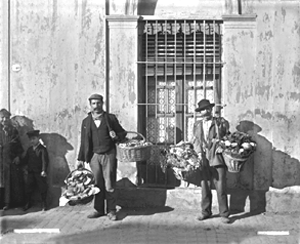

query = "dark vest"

[27,145,48,172]
[91,119,114,154]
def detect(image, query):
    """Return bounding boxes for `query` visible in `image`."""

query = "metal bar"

[193,20,197,124]
[183,20,187,141]
[145,20,149,184]
[213,21,217,113]
[174,20,177,146]
[164,19,167,121]
[163,21,168,190]
[141,16,223,21]
[154,20,160,183]
[203,20,207,98]
[8,0,11,111]
[137,61,225,64]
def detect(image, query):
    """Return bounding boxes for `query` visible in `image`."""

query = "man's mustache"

[93,108,102,112]
[200,111,210,117]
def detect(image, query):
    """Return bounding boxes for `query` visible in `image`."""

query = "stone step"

[265,186,300,213]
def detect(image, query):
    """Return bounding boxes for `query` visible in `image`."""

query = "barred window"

[137,19,223,186]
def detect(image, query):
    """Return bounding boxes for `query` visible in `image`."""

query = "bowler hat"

[27,130,40,138]
[88,94,103,101]
[195,99,215,112]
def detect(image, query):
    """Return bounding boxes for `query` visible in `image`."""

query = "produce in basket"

[62,168,100,203]
[116,131,153,162]
[118,139,152,148]
[218,131,256,159]
[161,141,203,175]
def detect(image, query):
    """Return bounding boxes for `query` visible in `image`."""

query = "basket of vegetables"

[218,131,256,173]
[62,167,100,205]
[161,141,203,181]
[116,131,153,162]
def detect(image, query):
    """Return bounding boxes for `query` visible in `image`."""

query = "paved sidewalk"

[0,203,299,244]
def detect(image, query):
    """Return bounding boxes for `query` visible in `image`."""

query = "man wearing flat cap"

[77,94,127,220]
[191,99,231,224]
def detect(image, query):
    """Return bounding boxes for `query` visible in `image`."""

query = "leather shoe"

[3,205,10,210]
[42,203,47,211]
[197,213,212,221]
[23,203,31,211]
[221,217,230,224]
[87,211,105,219]
[107,211,117,221]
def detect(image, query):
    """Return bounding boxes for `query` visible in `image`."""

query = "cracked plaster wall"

[0,0,299,196]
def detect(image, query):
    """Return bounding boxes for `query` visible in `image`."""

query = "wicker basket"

[172,167,202,182]
[64,168,95,205]
[64,167,95,185]
[116,131,152,162]
[222,152,249,173]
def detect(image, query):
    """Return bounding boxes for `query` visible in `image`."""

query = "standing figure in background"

[77,94,127,220]
[192,99,231,224]
[0,108,24,210]
[22,130,49,211]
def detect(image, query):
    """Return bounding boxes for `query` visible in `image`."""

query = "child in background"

[22,130,49,211]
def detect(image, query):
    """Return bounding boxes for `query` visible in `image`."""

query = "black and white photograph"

[0,0,299,243]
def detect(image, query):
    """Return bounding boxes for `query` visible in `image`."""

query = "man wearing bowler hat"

[192,99,231,224]
[77,94,127,220]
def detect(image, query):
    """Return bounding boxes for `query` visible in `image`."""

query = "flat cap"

[88,94,103,101]
[0,108,11,117]
[26,130,40,138]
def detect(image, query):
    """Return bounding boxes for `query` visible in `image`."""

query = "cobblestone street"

[1,204,299,244]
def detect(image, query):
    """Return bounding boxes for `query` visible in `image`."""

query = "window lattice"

[137,19,223,186]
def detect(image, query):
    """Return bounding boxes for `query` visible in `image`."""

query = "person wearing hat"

[21,130,49,211]
[77,94,127,220]
[191,99,231,224]
[0,108,24,210]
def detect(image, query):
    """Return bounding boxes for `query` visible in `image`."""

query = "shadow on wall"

[228,120,270,214]
[11,115,73,209]
[228,120,300,215]
[40,133,73,208]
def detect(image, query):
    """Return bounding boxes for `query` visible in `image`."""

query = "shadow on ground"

[45,217,261,244]
[116,206,174,220]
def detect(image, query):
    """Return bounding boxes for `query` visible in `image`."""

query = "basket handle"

[65,167,94,182]
[125,131,146,142]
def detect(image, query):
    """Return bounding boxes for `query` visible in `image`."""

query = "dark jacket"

[23,144,49,173]
[192,117,230,167]
[77,112,127,163]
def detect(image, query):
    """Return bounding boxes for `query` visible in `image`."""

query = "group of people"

[0,109,49,211]
[1,93,231,224]
[76,94,231,224]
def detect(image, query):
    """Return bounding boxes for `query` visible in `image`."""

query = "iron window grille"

[137,19,224,187]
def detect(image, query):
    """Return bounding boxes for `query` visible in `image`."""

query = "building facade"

[0,0,299,207]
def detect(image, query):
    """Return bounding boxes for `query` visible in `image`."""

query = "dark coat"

[0,123,24,205]
[192,117,230,167]
[23,144,49,173]
[77,112,127,163]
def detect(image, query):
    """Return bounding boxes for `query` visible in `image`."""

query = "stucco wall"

[0,0,299,206]
[0,0,107,205]
[223,0,300,190]
[0,0,9,109]
[111,0,300,191]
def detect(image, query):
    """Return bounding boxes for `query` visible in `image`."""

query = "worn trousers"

[201,164,229,218]
[25,171,48,203]
[90,149,117,214]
